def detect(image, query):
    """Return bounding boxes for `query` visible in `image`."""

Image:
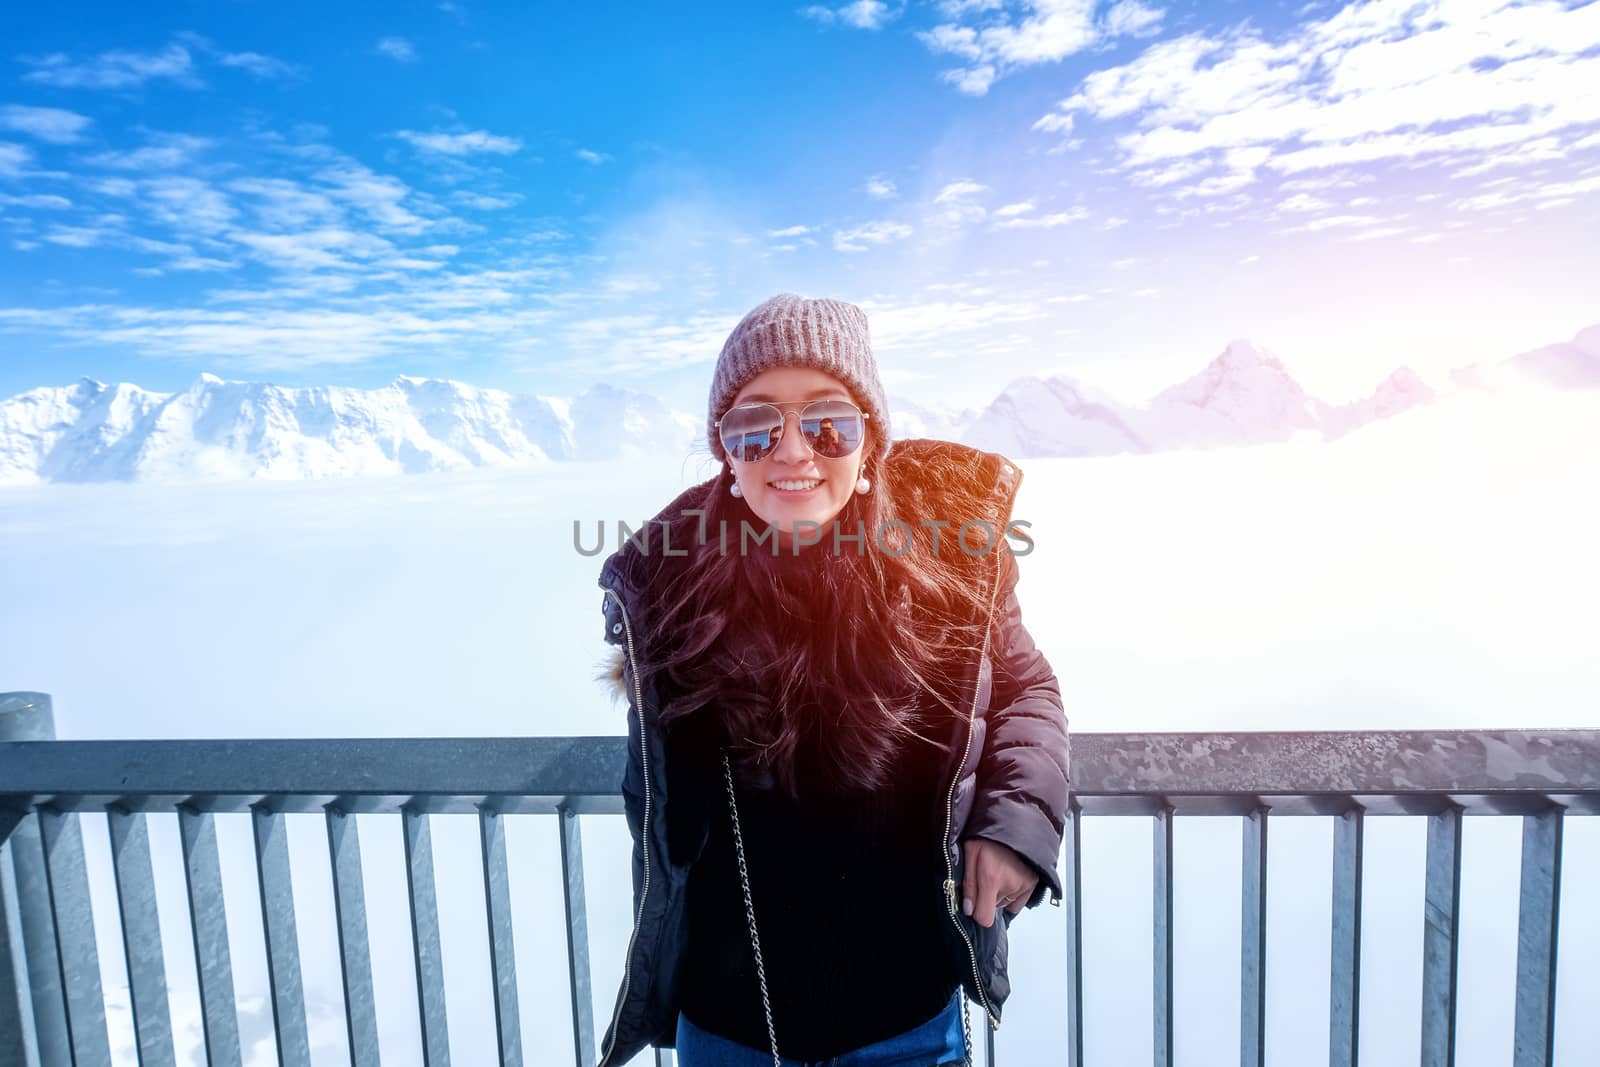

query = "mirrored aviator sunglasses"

[716,399,870,463]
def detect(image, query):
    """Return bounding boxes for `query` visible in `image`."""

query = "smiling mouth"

[768,478,823,492]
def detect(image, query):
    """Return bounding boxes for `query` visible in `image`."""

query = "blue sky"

[2,0,1597,412]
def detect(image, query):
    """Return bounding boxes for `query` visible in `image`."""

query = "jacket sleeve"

[965,557,1071,909]
[603,587,649,909]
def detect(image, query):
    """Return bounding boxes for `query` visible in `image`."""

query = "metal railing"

[1,691,1596,1067]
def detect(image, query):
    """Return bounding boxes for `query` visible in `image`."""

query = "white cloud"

[21,43,200,89]
[0,105,92,144]
[802,1,900,30]
[860,296,1047,351]
[575,148,612,164]
[0,192,72,209]
[87,133,212,172]
[864,176,898,199]
[936,0,1003,15]
[142,176,237,235]
[934,180,987,203]
[1344,224,1412,241]
[396,130,521,155]
[45,225,112,248]
[1276,192,1333,213]
[942,64,997,95]
[1030,0,1600,208]
[219,51,302,79]
[453,191,521,210]
[1285,213,1381,232]
[90,177,138,197]
[1031,111,1075,134]
[0,142,34,178]
[833,219,913,252]
[993,207,1088,228]
[767,224,810,237]
[1103,0,1164,38]
[919,0,1162,95]
[171,32,301,81]
[230,178,341,230]
[994,200,1036,217]
[316,163,431,234]
[1450,174,1600,212]
[232,229,395,272]
[375,37,418,62]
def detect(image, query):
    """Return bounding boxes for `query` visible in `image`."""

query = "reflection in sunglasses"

[719,399,868,461]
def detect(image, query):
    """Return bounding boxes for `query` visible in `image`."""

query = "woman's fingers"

[962,837,1039,928]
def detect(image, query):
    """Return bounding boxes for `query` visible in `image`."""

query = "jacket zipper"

[599,586,651,1067]
[941,549,1006,1033]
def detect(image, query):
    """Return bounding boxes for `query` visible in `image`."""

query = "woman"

[595,293,1069,1066]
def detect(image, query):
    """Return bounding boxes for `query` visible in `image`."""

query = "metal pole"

[1,693,67,1066]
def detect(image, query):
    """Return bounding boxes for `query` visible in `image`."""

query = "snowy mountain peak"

[0,375,696,485]
[1216,338,1287,373]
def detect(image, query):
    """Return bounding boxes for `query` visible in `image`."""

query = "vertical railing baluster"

[1063,801,1084,1067]
[326,806,380,1067]
[479,806,522,1065]
[558,804,595,1067]
[178,806,243,1067]
[1,836,43,1067]
[5,810,70,1067]
[37,808,112,1067]
[252,806,311,1066]
[1153,803,1174,1067]
[1420,803,1462,1067]
[106,807,177,1067]
[1512,805,1563,1067]
[1329,805,1363,1067]
[402,807,450,1066]
[0,694,68,1067]
[1240,805,1268,1067]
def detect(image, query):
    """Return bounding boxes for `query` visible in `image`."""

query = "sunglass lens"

[720,404,784,461]
[799,400,864,458]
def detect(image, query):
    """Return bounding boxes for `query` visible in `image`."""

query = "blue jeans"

[674,989,966,1066]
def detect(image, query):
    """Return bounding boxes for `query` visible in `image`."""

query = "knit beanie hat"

[707,293,891,467]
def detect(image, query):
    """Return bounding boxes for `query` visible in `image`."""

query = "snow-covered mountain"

[1320,366,1435,441]
[963,374,1149,457]
[1141,339,1327,449]
[888,395,981,443]
[2,323,1593,485]
[1451,324,1600,391]
[961,339,1342,458]
[0,374,695,486]
[952,324,1593,458]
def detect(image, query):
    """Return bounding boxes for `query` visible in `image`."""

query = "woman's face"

[725,366,869,546]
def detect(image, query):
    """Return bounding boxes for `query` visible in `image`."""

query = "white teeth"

[769,479,821,491]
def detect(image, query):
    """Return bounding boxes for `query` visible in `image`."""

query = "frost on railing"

[2,692,1596,1067]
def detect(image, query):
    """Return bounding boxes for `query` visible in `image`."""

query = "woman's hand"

[961,836,1039,928]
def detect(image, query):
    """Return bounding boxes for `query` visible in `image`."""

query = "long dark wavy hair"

[636,446,1009,802]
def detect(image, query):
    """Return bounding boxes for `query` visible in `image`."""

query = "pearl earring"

[729,468,743,498]
[855,474,872,495]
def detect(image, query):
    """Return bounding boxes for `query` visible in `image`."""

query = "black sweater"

[666,713,964,1060]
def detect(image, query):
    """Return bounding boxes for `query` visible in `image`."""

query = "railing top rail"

[1,729,1596,817]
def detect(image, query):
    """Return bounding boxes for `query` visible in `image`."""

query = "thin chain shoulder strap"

[720,750,783,1067]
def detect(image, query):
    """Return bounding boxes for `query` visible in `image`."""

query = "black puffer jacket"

[594,438,1070,1066]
